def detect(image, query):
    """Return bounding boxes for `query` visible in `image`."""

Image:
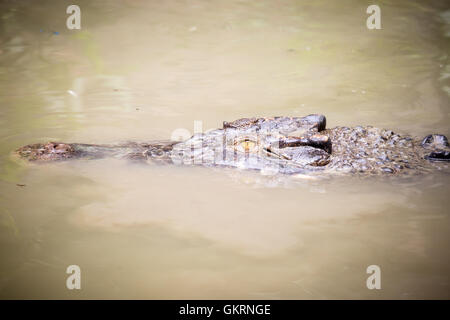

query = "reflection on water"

[0,0,449,299]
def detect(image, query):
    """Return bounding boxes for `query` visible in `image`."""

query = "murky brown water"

[0,0,449,299]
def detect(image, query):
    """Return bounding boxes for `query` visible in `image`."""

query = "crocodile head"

[170,114,333,174]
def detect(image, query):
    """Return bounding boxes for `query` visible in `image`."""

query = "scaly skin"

[14,114,450,176]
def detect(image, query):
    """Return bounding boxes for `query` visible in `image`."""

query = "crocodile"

[15,114,450,176]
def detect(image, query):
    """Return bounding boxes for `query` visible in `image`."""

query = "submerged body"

[15,114,450,176]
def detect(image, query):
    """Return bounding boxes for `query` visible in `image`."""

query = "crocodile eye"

[241,140,256,151]
[235,138,257,152]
